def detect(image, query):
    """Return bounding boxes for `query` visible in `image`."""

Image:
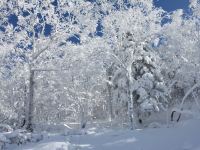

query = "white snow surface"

[6,119,200,150]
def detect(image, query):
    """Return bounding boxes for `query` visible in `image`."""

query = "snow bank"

[0,127,44,150]
[6,133,72,150]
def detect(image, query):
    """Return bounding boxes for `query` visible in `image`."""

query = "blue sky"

[154,0,190,12]
[3,0,190,45]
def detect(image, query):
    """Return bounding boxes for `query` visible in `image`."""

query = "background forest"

[0,0,200,134]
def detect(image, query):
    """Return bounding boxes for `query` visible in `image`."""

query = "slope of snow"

[71,119,200,150]
[6,119,200,150]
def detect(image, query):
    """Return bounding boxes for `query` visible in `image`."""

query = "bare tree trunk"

[26,68,34,132]
[107,81,114,121]
[106,66,114,121]
[21,81,27,128]
[127,79,134,130]
[180,83,199,109]
[80,105,87,129]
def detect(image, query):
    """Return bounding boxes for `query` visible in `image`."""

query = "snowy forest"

[0,0,200,149]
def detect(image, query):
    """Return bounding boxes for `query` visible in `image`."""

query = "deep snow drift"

[6,119,200,150]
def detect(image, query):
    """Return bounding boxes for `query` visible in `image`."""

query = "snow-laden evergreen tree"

[101,0,169,128]
[110,33,169,126]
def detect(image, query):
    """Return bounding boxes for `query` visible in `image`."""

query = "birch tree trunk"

[127,77,134,130]
[127,52,135,129]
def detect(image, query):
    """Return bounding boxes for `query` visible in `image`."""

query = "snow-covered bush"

[0,124,13,133]
[0,127,44,149]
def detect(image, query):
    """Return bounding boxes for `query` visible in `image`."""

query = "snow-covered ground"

[6,119,200,150]
[6,133,71,150]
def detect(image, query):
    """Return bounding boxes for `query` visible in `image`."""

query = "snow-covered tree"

[157,4,200,108]
[0,0,100,131]
[100,0,169,128]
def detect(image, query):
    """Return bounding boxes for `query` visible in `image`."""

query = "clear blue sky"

[154,0,190,12]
